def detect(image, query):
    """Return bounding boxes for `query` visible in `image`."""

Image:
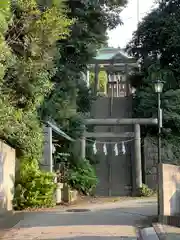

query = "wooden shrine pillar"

[125,64,130,96]
[94,63,99,95]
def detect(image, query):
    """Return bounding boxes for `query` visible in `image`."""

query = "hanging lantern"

[93,141,97,155]
[103,143,107,156]
[122,142,126,155]
[114,143,119,156]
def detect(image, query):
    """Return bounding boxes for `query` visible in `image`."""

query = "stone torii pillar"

[134,123,142,195]
[80,125,86,159]
[82,118,158,195]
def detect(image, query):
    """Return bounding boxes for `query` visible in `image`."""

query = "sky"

[108,0,156,48]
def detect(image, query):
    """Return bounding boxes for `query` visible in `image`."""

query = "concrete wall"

[0,141,15,214]
[159,163,180,217]
[91,96,133,196]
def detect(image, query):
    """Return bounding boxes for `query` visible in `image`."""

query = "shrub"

[67,158,98,195]
[139,184,154,197]
[13,158,56,210]
[0,99,44,159]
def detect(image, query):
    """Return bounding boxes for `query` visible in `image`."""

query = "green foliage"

[0,0,71,159]
[127,0,180,160]
[5,0,71,109]
[16,0,126,199]
[132,65,180,131]
[0,1,12,83]
[40,0,127,160]
[0,99,43,158]
[14,158,56,210]
[139,184,154,197]
[127,0,180,87]
[76,80,95,114]
[67,159,98,195]
[90,70,107,94]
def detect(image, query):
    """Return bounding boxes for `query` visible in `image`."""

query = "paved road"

[2,198,157,240]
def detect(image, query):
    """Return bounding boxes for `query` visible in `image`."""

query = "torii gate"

[80,118,158,195]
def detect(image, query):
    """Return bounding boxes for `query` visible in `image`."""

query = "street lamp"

[154,79,164,217]
[154,80,164,95]
[154,79,164,164]
[131,86,136,95]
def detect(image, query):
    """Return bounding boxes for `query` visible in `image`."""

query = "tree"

[41,0,127,134]
[0,1,12,83]
[90,71,107,94]
[5,0,71,109]
[127,0,180,87]
[127,0,180,162]
[39,0,128,176]
[35,0,128,195]
[0,0,71,158]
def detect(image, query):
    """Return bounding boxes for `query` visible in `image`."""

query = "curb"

[137,227,159,240]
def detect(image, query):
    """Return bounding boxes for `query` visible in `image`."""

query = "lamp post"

[154,79,164,216]
[154,80,164,164]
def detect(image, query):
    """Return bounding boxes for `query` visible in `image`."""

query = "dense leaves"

[127,0,180,162]
[127,0,180,86]
[0,0,71,158]
[41,0,127,147]
[5,0,71,109]
[14,158,56,210]
[67,158,98,195]
[39,0,127,193]
[90,70,107,94]
[127,0,180,133]
[1,0,127,203]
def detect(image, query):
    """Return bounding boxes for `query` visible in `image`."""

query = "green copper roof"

[94,47,133,61]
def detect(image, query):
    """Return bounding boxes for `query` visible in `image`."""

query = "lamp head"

[154,79,164,93]
[131,87,136,94]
